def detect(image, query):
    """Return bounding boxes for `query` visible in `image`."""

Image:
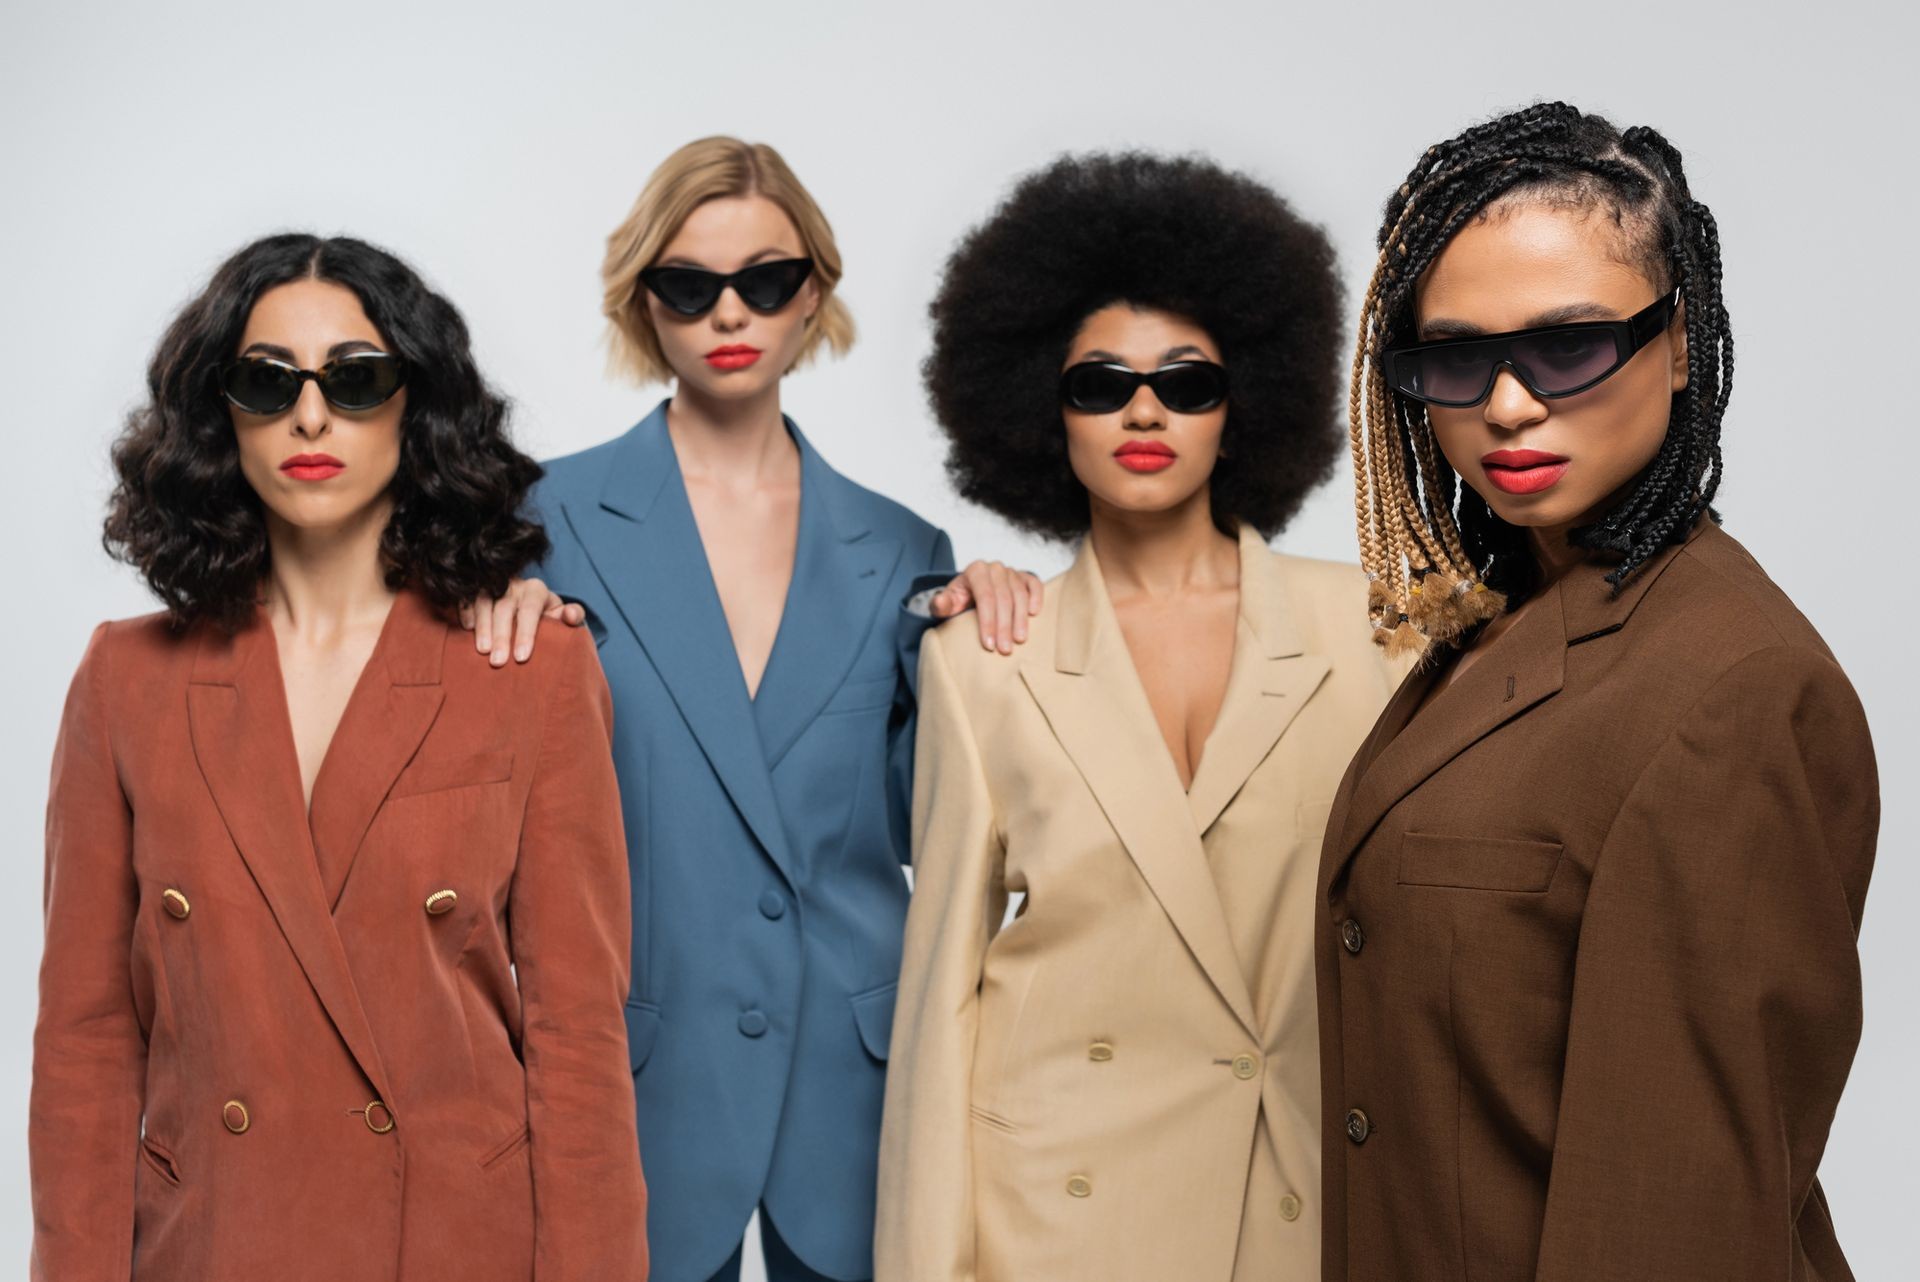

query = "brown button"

[1232,1053,1259,1080]
[424,889,458,916]
[1345,1108,1371,1145]
[1088,1041,1114,1062]
[162,889,191,920]
[222,1100,250,1133]
[1279,1193,1302,1221]
[1066,1174,1092,1198]
[363,1099,395,1134]
[1341,918,1365,954]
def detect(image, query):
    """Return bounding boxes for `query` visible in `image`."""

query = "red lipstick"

[1114,440,1177,473]
[1481,448,1568,495]
[281,452,345,482]
[705,344,762,371]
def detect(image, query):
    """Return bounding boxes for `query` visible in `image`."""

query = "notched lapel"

[1186,531,1333,835]
[186,619,390,1097]
[309,593,448,907]
[1330,581,1569,881]
[564,409,798,884]
[755,436,902,770]
[1019,546,1259,1038]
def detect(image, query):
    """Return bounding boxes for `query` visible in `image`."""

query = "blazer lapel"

[1328,576,1569,882]
[562,404,798,884]
[186,617,391,1097]
[752,425,902,770]
[1019,540,1259,1038]
[1186,528,1332,836]
[309,592,448,906]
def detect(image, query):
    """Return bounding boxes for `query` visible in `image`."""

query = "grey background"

[2,1,1911,1275]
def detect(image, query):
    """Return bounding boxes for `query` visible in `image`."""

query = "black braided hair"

[1373,103,1733,599]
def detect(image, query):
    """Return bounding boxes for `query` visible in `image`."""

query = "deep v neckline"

[259,595,402,823]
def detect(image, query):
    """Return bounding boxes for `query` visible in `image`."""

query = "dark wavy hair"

[104,233,548,629]
[924,152,1343,541]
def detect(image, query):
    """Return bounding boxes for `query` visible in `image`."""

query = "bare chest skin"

[276,620,385,811]
[1113,587,1239,791]
[684,476,800,700]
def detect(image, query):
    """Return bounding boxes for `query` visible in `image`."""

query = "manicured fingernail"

[516,643,531,661]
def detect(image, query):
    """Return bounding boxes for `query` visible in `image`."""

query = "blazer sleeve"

[31,622,143,1282]
[887,527,957,862]
[1534,644,1878,1282]
[875,629,1005,1282]
[511,626,649,1280]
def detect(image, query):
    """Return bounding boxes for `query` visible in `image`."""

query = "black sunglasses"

[219,352,407,415]
[1060,360,1230,415]
[1383,289,1681,407]
[638,257,815,317]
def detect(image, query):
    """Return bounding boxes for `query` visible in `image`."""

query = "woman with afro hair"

[875,153,1405,1282]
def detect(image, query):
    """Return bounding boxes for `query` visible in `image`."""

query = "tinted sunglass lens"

[734,260,812,312]
[1404,344,1497,406]
[1062,364,1137,412]
[644,268,724,316]
[224,360,299,414]
[1152,363,1228,413]
[1510,329,1625,396]
[322,356,402,410]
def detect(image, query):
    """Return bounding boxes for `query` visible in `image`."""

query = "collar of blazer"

[1326,515,1717,880]
[1018,524,1331,1039]
[560,400,903,889]
[186,588,452,1100]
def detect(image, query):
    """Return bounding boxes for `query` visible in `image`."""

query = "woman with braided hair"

[1317,102,1878,1281]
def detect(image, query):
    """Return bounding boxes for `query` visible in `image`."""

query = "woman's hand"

[460,578,586,666]
[930,561,1044,655]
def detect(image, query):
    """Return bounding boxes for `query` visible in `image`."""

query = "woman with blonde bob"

[465,138,1038,1282]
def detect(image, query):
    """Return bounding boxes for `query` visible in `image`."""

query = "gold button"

[1066,1174,1092,1198]
[1232,1053,1259,1080]
[1088,1041,1114,1062]
[363,1099,395,1134]
[1279,1194,1302,1221]
[424,889,458,916]
[162,889,190,919]
[222,1100,249,1133]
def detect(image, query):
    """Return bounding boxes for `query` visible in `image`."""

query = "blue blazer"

[527,402,951,1282]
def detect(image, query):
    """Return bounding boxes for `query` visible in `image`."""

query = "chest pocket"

[1398,831,1563,893]
[389,749,515,800]
[820,673,896,716]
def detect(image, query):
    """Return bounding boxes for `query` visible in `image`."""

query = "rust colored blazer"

[31,590,647,1282]
[1316,520,1877,1282]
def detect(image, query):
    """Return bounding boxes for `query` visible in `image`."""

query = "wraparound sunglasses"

[639,257,815,317]
[1059,360,1230,414]
[219,352,407,415]
[1382,289,1681,407]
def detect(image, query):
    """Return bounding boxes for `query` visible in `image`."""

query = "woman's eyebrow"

[241,341,296,360]
[1418,302,1621,341]
[1163,344,1208,361]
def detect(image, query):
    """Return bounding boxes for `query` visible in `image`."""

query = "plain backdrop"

[3,1,1912,1275]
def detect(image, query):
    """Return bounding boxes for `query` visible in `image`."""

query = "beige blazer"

[877,526,1401,1282]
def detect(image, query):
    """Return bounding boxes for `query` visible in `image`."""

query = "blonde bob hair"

[602,136,855,385]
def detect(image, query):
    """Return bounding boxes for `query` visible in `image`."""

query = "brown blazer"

[1315,520,1877,1282]
[879,528,1403,1282]
[31,590,647,1282]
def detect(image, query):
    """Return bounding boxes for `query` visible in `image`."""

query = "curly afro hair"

[925,151,1343,541]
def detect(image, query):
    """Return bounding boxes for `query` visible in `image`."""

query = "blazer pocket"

[624,999,662,1073]
[389,749,516,800]
[822,675,897,716]
[1398,831,1564,893]
[849,980,898,1062]
[969,1103,1019,1134]
[139,1135,182,1188]
[478,1124,532,1172]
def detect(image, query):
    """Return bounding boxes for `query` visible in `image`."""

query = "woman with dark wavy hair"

[876,153,1404,1282]
[31,233,648,1281]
